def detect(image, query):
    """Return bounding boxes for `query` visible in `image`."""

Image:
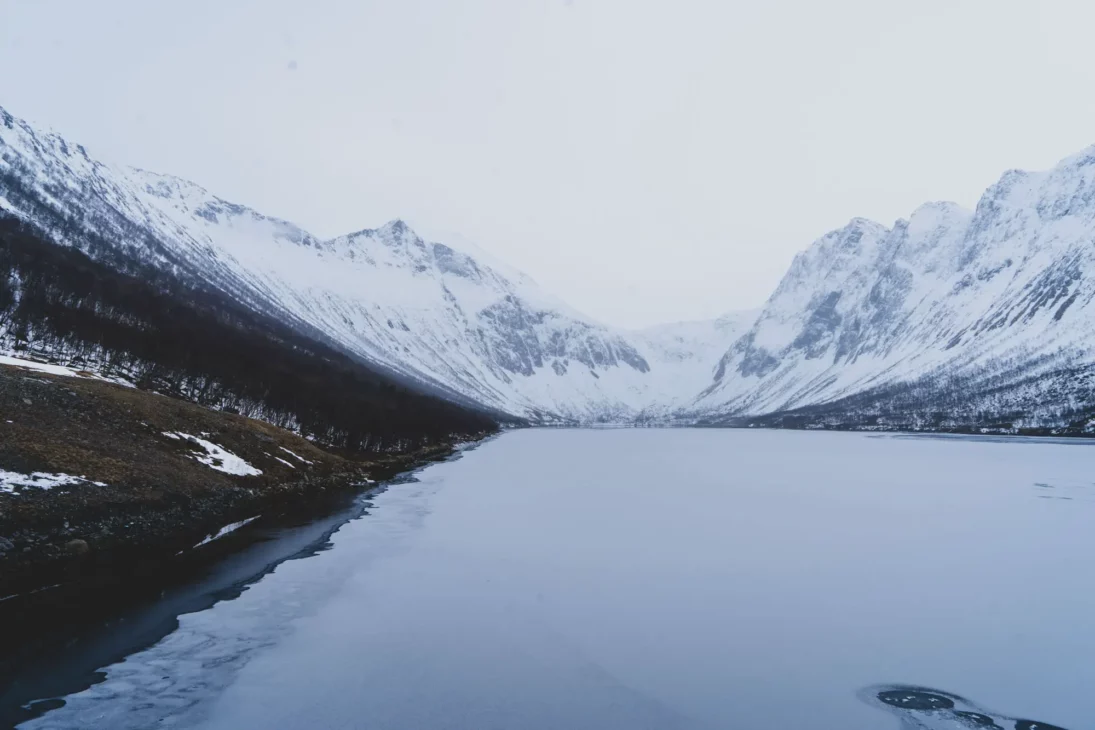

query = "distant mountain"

[3,103,1095,433]
[688,149,1095,433]
[632,311,759,416]
[0,105,747,422]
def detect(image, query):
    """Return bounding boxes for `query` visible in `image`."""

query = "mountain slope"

[690,147,1095,431]
[0,105,740,422]
[0,217,499,450]
[632,310,759,415]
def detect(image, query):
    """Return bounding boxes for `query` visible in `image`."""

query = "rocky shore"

[0,359,484,604]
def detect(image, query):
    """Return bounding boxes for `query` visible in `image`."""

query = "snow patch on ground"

[278,446,313,465]
[0,353,135,387]
[163,432,263,476]
[0,195,22,216]
[193,516,261,548]
[0,469,106,493]
[273,456,296,469]
[0,354,90,378]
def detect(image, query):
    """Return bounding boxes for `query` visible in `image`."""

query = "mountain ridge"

[1,103,748,422]
[3,102,1095,432]
[687,147,1095,432]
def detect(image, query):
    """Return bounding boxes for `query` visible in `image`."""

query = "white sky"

[3,1,1095,328]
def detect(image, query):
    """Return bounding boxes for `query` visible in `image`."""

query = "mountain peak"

[909,200,969,217]
[1055,142,1095,171]
[845,216,885,230]
[379,218,414,237]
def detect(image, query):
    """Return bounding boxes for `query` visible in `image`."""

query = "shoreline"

[536,420,1095,442]
[0,437,474,597]
[0,361,495,599]
[0,435,492,727]
[0,433,483,612]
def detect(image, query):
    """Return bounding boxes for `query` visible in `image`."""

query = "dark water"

[19,430,1095,729]
[1,490,369,728]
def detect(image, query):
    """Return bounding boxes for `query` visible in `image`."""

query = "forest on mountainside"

[0,215,500,452]
[713,355,1095,436]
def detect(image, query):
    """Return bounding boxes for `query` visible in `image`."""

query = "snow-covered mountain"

[632,310,759,415]
[689,147,1095,430]
[4,102,1095,431]
[0,105,747,422]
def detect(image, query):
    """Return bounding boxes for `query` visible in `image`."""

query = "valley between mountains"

[3,103,1095,435]
[3,101,1095,690]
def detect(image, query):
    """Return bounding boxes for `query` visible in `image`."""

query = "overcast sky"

[3,1,1095,327]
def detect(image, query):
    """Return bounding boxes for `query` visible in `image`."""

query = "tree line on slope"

[0,216,499,452]
[716,354,1095,435]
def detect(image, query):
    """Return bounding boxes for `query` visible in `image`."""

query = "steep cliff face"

[691,148,1095,431]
